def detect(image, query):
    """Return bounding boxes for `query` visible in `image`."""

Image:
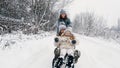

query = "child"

[54,28,80,67]
[58,25,66,36]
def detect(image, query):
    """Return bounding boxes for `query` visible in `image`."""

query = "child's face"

[60,29,65,33]
[64,31,71,37]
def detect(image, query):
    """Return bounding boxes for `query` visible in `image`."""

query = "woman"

[52,9,72,35]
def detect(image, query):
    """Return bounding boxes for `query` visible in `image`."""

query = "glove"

[54,38,59,42]
[71,40,76,44]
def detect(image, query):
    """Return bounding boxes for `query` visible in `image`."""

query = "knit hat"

[59,25,66,31]
[60,9,66,14]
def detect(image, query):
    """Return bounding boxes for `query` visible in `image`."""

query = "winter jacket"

[54,36,78,49]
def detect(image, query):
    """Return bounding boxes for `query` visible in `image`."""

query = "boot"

[55,57,63,68]
[54,48,60,59]
[66,55,74,67]
[74,50,81,63]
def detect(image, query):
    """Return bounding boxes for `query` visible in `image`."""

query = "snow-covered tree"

[0,0,72,34]
[73,12,120,43]
[73,12,106,36]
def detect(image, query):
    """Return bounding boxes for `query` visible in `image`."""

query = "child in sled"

[53,27,80,67]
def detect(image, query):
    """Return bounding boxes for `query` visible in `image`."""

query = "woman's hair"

[59,14,68,19]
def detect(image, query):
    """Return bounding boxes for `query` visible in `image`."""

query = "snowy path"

[76,35,120,68]
[0,34,120,68]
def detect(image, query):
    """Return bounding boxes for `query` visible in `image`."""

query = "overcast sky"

[65,0,120,27]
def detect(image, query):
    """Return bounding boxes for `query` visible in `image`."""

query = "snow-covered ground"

[0,33,120,68]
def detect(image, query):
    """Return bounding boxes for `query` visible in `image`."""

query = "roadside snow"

[0,31,52,49]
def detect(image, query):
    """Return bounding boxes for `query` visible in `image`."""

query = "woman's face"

[61,14,66,18]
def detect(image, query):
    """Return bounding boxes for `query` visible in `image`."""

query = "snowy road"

[0,34,120,68]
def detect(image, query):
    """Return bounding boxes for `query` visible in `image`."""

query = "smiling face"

[64,31,72,37]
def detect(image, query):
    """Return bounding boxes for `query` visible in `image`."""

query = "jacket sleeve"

[67,18,72,27]
[52,21,60,35]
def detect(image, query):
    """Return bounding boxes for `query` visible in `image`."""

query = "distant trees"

[73,12,120,42]
[73,12,106,36]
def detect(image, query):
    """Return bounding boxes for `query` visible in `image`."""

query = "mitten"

[54,38,59,42]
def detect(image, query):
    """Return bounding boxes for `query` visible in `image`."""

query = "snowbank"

[0,31,53,50]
